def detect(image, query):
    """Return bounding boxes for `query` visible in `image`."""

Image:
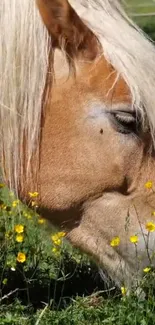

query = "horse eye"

[110,111,139,134]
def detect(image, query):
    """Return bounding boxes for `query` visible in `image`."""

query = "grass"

[126,0,155,9]
[1,186,155,324]
[0,186,103,307]
[125,0,155,41]
[0,185,111,323]
[2,289,155,324]
[125,0,155,20]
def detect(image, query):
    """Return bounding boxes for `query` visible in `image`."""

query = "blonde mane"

[1,0,155,192]
[0,0,50,191]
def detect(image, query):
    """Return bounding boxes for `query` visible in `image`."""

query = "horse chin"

[38,202,83,230]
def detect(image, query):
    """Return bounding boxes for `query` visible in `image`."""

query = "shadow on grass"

[0,256,117,310]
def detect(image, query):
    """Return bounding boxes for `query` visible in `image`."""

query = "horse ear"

[36,0,99,60]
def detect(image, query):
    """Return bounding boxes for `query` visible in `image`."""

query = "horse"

[1,0,155,290]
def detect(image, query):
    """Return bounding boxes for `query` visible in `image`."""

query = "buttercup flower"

[145,181,153,189]
[54,239,61,246]
[121,287,127,295]
[12,200,20,208]
[143,267,151,273]
[130,235,138,244]
[145,222,155,232]
[52,236,61,246]
[16,252,26,263]
[31,201,38,208]
[51,232,66,246]
[14,224,24,234]
[110,237,120,247]
[57,232,66,238]
[16,234,24,243]
[28,192,39,198]
[52,247,60,256]
[38,218,46,224]
[0,183,5,188]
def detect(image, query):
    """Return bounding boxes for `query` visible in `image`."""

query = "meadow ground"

[126,0,155,41]
[126,0,155,12]
[1,185,155,324]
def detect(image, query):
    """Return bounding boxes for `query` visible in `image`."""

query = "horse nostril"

[100,129,103,134]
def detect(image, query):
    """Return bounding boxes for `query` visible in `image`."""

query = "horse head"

[1,0,155,288]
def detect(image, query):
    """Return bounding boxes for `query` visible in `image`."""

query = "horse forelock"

[1,0,155,192]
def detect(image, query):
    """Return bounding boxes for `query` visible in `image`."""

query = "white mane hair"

[0,0,155,192]
[0,0,50,191]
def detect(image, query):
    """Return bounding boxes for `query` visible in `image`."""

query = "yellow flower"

[51,232,66,241]
[145,222,155,232]
[130,235,138,244]
[110,236,120,247]
[57,232,66,238]
[16,252,26,263]
[28,192,39,198]
[51,234,59,242]
[16,234,24,243]
[12,200,20,208]
[38,218,46,224]
[121,287,127,295]
[55,239,62,246]
[0,183,5,188]
[51,232,66,246]
[14,224,24,234]
[52,247,60,256]
[152,211,155,217]
[145,181,153,189]
[31,201,38,208]
[51,235,61,245]
[143,267,151,273]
